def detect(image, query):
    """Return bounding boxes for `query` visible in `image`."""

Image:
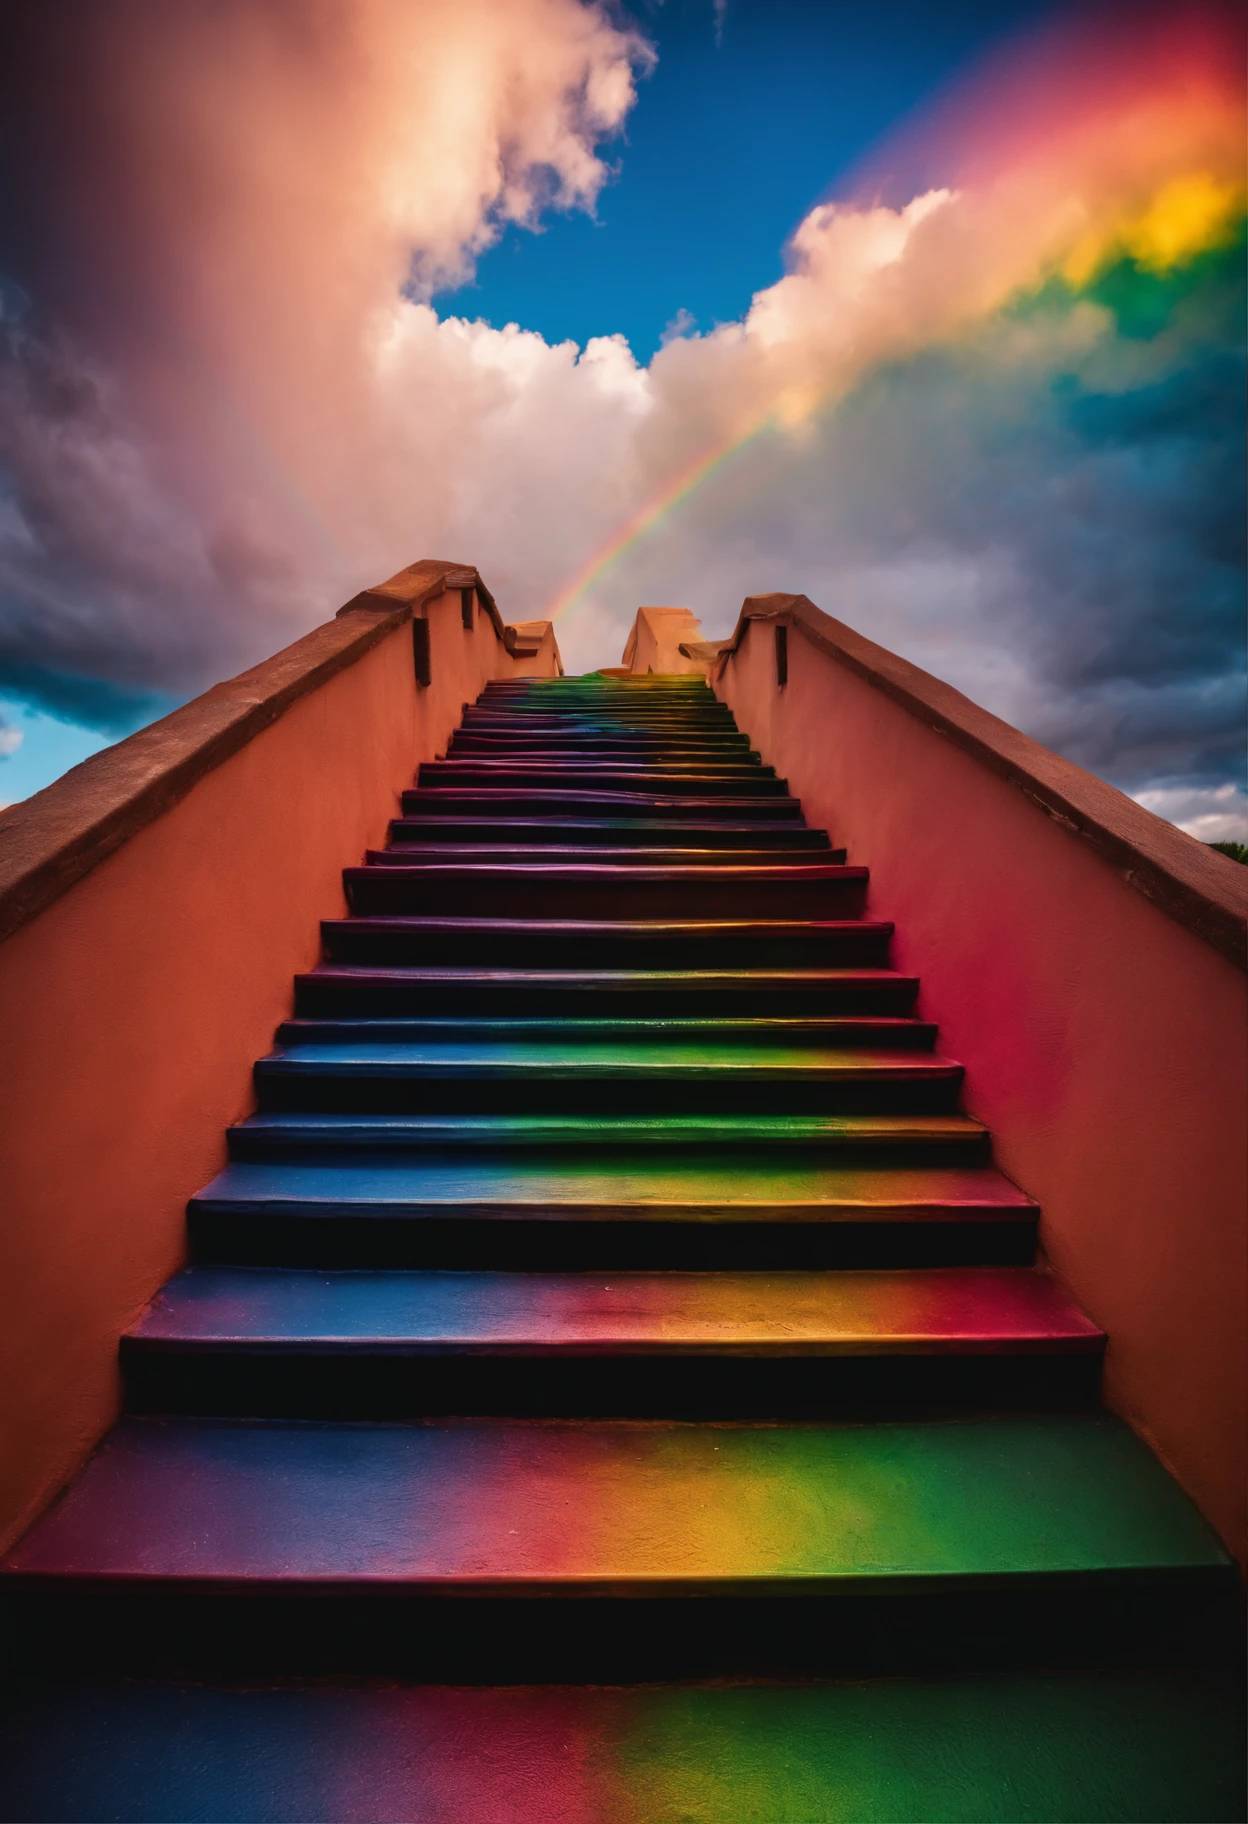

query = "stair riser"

[388,819,834,848]
[121,1348,1101,1422]
[189,1210,1031,1271]
[276,1020,939,1048]
[293,979,920,1018]
[399,791,805,819]
[7,1579,1234,1682]
[340,875,869,921]
[252,1073,964,1117]
[320,927,894,967]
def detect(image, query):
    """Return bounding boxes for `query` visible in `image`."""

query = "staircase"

[2,675,1241,1821]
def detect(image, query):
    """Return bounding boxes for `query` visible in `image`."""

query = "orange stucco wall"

[718,616,1248,1562]
[0,590,555,1553]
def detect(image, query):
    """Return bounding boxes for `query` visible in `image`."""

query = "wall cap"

[716,592,1248,972]
[0,559,556,947]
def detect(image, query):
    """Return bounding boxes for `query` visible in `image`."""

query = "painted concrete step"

[201,1147,1028,1268]
[387,817,833,848]
[399,789,805,819]
[120,1266,1102,1418]
[4,1415,1233,1678]
[448,736,755,758]
[252,1041,964,1115]
[226,1110,993,1158]
[128,1265,1095,1356]
[445,729,751,743]
[416,765,790,798]
[341,862,869,921]
[321,917,894,968]
[368,844,847,867]
[2,1671,1242,1824]
[294,965,919,1018]
[276,1016,938,1049]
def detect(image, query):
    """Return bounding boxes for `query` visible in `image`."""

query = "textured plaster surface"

[0,587,557,1552]
[718,613,1248,1562]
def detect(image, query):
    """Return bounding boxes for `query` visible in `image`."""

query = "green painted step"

[226,1112,997,1157]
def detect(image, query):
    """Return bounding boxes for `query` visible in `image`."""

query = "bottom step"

[0,1671,1243,1823]
[4,1414,1232,1678]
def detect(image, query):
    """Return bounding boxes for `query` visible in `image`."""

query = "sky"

[0,0,1243,840]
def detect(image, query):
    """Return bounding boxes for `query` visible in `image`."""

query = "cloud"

[0,709,21,758]
[0,0,1240,828]
[1133,782,1248,845]
[0,0,649,710]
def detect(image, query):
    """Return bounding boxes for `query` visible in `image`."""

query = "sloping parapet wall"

[620,607,710,675]
[713,592,1248,1562]
[0,560,560,1553]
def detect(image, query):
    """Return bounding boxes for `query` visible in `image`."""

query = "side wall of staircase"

[711,592,1248,1562]
[0,559,560,1554]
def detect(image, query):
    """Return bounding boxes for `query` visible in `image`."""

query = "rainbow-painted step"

[2,1671,1242,1824]
[120,1265,1102,1417]
[387,816,835,846]
[191,1148,1036,1269]
[368,844,847,865]
[293,965,920,1018]
[252,1040,965,1115]
[275,1015,939,1046]
[4,1414,1231,1677]
[320,916,895,967]
[341,860,869,920]
[398,789,805,818]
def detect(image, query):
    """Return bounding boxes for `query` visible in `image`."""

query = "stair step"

[320,917,894,967]
[368,845,845,866]
[387,817,834,848]
[252,1041,964,1115]
[226,1111,995,1156]
[276,1016,938,1047]
[127,1265,1097,1355]
[2,1671,1242,1824]
[120,1266,1102,1418]
[341,862,868,920]
[4,1414,1232,1677]
[399,789,805,819]
[196,1150,1032,1268]
[416,767,789,800]
[294,965,919,1017]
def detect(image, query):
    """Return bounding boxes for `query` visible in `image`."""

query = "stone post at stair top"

[618,606,724,676]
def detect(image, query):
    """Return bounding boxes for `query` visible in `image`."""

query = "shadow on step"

[4,1578,1240,1685]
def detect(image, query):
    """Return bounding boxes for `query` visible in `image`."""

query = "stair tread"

[301,966,910,988]
[369,847,842,865]
[323,917,893,938]
[348,862,864,882]
[5,1414,1226,1589]
[276,1017,936,1043]
[400,791,803,815]
[256,1042,961,1079]
[126,1266,1099,1352]
[1,1672,1241,1824]
[199,1154,1033,1212]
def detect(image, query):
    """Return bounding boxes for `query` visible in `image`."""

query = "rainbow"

[546,1,1244,635]
[547,407,778,625]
